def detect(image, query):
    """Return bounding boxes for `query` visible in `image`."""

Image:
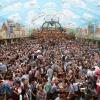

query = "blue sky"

[0,0,100,28]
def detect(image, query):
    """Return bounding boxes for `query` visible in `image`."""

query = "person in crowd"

[0,38,99,100]
[29,78,37,100]
[46,66,53,80]
[37,84,46,100]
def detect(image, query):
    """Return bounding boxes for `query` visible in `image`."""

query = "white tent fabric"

[0,0,100,28]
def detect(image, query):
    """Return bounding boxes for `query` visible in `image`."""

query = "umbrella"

[95,71,100,75]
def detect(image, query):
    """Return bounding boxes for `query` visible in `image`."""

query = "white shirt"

[96,78,100,86]
[22,74,29,80]
[94,66,100,71]
[69,84,75,94]
[51,64,59,71]
[87,69,93,77]
[73,83,79,91]
[55,97,60,100]
[47,68,53,78]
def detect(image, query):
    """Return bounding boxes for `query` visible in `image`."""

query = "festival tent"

[0,0,100,39]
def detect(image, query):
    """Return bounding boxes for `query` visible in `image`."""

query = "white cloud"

[67,22,77,28]
[83,13,94,21]
[1,2,22,14]
[5,0,17,3]
[83,13,93,18]
[34,18,44,27]
[97,2,100,6]
[43,2,57,9]
[24,0,38,9]
[4,0,18,5]
[26,9,58,28]
[63,9,76,17]
[26,11,37,23]
[57,9,80,20]
[42,2,57,14]
[62,0,87,8]
[27,17,44,28]
[26,10,42,27]
[8,13,21,23]
[62,3,71,9]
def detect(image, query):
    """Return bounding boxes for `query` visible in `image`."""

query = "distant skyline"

[0,0,100,28]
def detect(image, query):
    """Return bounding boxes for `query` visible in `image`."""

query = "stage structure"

[37,18,66,41]
[32,18,75,43]
[41,18,64,33]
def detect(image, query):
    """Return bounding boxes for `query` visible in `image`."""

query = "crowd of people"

[0,37,100,100]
